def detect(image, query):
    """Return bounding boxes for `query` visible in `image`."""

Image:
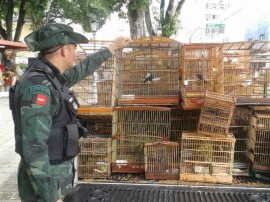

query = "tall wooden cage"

[72,40,117,117]
[180,43,223,110]
[111,106,171,173]
[115,37,180,105]
[77,138,111,179]
[223,41,270,105]
[198,91,236,136]
[180,132,236,184]
[144,141,180,180]
[229,107,252,176]
[248,110,270,171]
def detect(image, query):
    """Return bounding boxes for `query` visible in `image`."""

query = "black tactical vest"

[9,59,85,165]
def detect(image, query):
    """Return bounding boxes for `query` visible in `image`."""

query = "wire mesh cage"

[170,106,200,142]
[248,126,270,172]
[144,141,180,180]
[115,37,180,105]
[180,43,223,110]
[198,91,236,136]
[111,106,171,173]
[180,132,235,184]
[229,107,252,176]
[77,137,112,179]
[72,40,117,110]
[223,41,270,105]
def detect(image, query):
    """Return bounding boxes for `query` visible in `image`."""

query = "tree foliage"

[0,0,186,41]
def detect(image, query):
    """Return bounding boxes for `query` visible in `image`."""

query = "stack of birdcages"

[74,40,115,180]
[180,91,236,184]
[111,37,181,178]
[248,110,270,172]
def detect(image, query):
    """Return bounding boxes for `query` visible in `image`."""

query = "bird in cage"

[143,73,161,83]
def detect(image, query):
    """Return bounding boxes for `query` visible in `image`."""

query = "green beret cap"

[24,23,89,52]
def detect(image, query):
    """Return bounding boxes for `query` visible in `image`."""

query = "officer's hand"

[56,199,63,202]
[108,36,133,52]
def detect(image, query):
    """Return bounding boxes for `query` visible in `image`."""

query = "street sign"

[205,23,225,34]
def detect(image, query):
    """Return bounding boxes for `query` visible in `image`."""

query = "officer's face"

[66,44,78,69]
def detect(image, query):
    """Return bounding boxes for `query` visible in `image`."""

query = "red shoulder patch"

[35,94,47,105]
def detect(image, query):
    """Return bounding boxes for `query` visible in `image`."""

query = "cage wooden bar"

[115,37,180,105]
[77,137,111,179]
[198,91,236,136]
[248,127,270,171]
[111,106,171,173]
[144,141,180,180]
[180,43,223,110]
[180,132,235,184]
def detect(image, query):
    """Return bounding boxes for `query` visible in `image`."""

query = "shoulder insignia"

[32,94,47,106]
[29,85,51,96]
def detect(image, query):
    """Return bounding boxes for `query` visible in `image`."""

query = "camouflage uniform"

[10,24,112,202]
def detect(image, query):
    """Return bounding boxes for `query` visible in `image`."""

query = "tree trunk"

[5,0,14,41]
[145,2,156,37]
[14,0,27,42]
[127,2,146,39]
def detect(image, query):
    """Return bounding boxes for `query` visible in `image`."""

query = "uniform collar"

[39,57,67,84]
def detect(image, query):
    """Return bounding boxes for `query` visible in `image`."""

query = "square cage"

[180,132,235,184]
[144,141,180,180]
[72,40,117,109]
[115,37,180,105]
[111,106,171,173]
[77,138,111,179]
[223,41,270,105]
[180,43,223,110]
[198,91,236,136]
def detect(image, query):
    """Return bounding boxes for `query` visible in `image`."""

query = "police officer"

[9,23,132,202]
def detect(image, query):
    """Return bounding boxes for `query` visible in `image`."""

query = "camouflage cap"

[24,23,89,52]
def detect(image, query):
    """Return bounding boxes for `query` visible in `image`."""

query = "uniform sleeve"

[63,47,112,87]
[19,76,60,201]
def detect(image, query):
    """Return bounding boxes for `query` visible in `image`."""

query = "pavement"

[0,97,21,201]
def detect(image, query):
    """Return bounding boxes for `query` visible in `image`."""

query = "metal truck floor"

[64,180,270,202]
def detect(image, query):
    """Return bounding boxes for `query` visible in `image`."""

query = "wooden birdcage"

[72,40,117,117]
[248,127,270,171]
[180,132,235,184]
[198,91,236,136]
[229,107,252,176]
[115,37,180,105]
[170,106,200,142]
[144,141,180,180]
[77,138,111,179]
[180,43,223,110]
[111,106,171,173]
[223,41,270,105]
